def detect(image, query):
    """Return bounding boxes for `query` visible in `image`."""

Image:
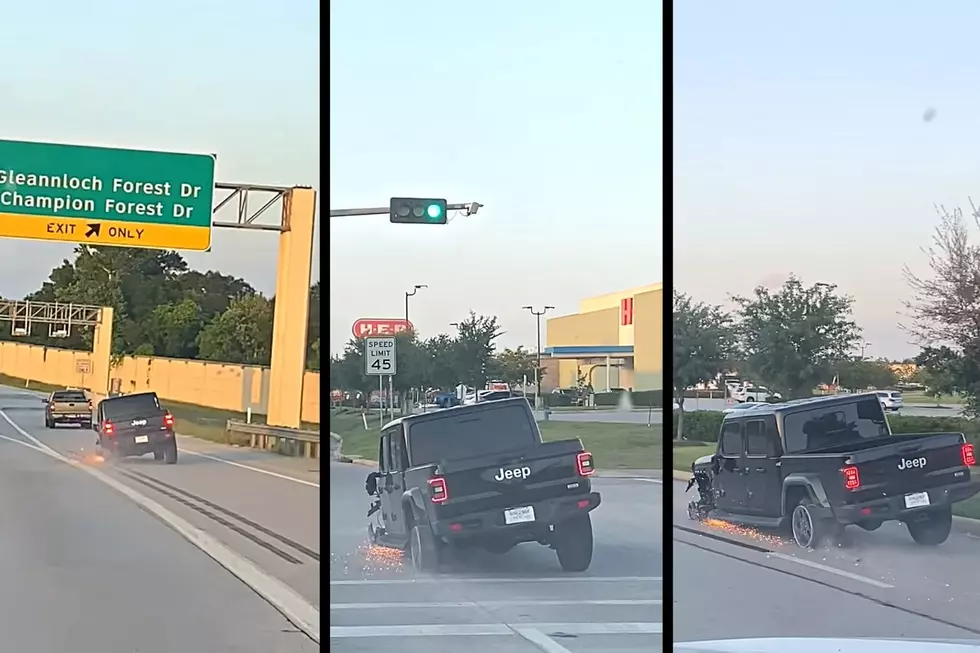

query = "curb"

[668,469,980,537]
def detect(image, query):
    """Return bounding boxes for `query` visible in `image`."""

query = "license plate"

[134,435,149,444]
[504,506,535,525]
[905,492,930,508]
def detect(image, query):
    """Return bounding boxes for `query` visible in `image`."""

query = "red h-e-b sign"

[351,318,414,339]
[621,298,633,326]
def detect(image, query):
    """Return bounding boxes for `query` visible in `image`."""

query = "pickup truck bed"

[44,391,92,428]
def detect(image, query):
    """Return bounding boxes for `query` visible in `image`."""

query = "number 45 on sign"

[365,337,397,376]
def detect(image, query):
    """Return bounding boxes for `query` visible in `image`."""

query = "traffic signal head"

[389,197,448,225]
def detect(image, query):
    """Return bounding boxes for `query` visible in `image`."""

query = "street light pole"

[860,341,872,360]
[523,305,555,410]
[405,284,427,323]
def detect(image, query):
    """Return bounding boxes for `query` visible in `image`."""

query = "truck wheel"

[907,507,952,546]
[45,417,54,429]
[409,524,441,572]
[553,514,594,572]
[791,500,831,549]
[162,440,178,465]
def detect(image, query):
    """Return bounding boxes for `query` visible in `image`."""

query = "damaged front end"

[686,458,716,521]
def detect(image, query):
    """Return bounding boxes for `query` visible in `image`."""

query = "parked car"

[875,390,904,412]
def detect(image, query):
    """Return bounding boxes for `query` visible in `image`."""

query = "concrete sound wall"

[0,341,320,425]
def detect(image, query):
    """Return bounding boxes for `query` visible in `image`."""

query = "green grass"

[328,407,662,470]
[901,391,965,406]
[672,443,714,472]
[0,373,319,454]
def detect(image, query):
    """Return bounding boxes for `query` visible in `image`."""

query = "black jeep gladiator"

[686,392,979,548]
[364,397,601,572]
[94,392,178,464]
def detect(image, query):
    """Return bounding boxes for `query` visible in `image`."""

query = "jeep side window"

[378,434,390,474]
[744,420,769,457]
[389,428,407,472]
[720,422,742,456]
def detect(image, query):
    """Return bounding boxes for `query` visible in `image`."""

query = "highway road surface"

[0,385,320,651]
[682,397,966,418]
[329,461,663,652]
[672,480,980,642]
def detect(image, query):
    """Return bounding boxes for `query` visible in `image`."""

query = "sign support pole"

[379,375,384,427]
[388,375,395,421]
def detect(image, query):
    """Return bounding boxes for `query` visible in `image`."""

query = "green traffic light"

[426,204,443,220]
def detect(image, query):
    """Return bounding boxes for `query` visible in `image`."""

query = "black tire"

[907,507,952,546]
[45,418,54,429]
[84,421,93,430]
[791,500,833,549]
[553,513,594,572]
[162,440,178,465]
[409,523,441,572]
[153,449,165,461]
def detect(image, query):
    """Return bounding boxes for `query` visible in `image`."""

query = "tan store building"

[544,283,662,392]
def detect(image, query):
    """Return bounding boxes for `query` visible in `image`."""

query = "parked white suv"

[732,385,782,403]
[876,390,904,412]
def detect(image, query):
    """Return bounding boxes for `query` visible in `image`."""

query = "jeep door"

[379,425,410,539]
[741,417,783,517]
[715,420,747,513]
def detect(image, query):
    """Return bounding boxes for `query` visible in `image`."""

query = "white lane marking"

[176,446,320,488]
[330,599,662,609]
[330,575,662,585]
[329,622,663,638]
[635,478,662,484]
[0,410,320,643]
[767,551,894,589]
[513,627,574,653]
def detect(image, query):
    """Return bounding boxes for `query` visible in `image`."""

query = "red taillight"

[163,412,175,429]
[962,443,976,467]
[842,465,860,491]
[428,476,448,503]
[103,421,115,436]
[576,452,595,477]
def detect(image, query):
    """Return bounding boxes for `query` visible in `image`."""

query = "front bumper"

[833,479,980,524]
[431,491,602,541]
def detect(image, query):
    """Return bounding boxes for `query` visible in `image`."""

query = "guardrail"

[225,420,321,459]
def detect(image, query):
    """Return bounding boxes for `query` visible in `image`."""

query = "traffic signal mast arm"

[329,200,483,219]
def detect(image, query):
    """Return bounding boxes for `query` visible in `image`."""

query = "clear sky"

[329,1,662,355]
[0,0,320,300]
[675,0,980,360]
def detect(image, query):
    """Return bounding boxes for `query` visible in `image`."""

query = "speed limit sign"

[364,337,396,376]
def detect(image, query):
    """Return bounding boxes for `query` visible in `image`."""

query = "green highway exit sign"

[0,139,216,251]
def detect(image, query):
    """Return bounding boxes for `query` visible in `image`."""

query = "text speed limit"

[364,337,397,376]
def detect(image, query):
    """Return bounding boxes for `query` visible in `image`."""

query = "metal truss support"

[0,300,102,338]
[212,183,315,233]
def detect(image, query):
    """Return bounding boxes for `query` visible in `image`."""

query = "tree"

[453,312,504,392]
[832,358,898,391]
[197,295,275,365]
[733,276,861,399]
[672,291,739,440]
[904,205,980,415]
[491,347,544,389]
[913,346,960,405]
[143,299,206,358]
[422,334,461,391]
